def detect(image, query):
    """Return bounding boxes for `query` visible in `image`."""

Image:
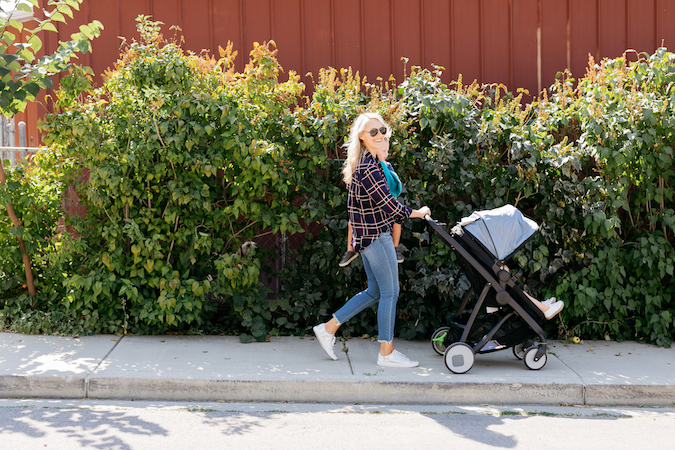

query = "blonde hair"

[341,112,392,184]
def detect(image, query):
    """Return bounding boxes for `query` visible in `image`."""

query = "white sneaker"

[544,300,564,320]
[542,297,557,306]
[313,323,338,360]
[377,349,419,368]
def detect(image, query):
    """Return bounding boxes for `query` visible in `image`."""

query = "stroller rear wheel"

[431,327,451,355]
[444,342,475,374]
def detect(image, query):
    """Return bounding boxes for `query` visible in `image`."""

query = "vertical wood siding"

[71,0,674,94]
[17,0,675,145]
[23,0,675,146]
[45,0,675,95]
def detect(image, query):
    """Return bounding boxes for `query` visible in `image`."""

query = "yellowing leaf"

[3,31,15,45]
[42,22,58,33]
[27,35,42,53]
[16,3,32,13]
[50,11,66,23]
[8,19,23,32]
[79,24,94,39]
[57,4,74,18]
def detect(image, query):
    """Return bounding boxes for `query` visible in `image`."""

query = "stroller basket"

[426,205,549,374]
[442,308,540,351]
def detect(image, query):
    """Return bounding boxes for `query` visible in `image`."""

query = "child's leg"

[347,222,354,251]
[523,291,548,312]
[392,222,401,247]
[392,222,404,263]
[523,290,564,320]
[340,222,358,267]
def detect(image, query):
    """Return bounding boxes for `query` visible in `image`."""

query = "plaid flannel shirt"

[348,152,412,253]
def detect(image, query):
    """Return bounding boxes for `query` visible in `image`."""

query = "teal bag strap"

[379,161,402,197]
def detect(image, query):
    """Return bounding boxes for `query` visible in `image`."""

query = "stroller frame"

[425,215,548,373]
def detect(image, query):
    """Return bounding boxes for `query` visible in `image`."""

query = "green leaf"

[25,82,39,97]
[19,48,34,63]
[90,20,104,34]
[8,60,21,72]
[9,19,23,32]
[57,4,74,18]
[65,0,82,11]
[50,11,66,23]
[79,24,94,39]
[42,22,58,33]
[1,54,19,64]
[41,75,53,89]
[238,333,253,344]
[76,39,92,53]
[3,31,15,46]
[7,80,21,92]
[16,3,32,13]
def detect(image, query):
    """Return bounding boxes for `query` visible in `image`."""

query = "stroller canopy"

[459,204,539,261]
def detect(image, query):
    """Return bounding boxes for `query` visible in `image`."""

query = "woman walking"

[313,112,431,368]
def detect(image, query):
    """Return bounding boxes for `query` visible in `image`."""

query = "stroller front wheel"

[444,342,475,374]
[523,346,547,370]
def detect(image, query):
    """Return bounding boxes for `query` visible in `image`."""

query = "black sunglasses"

[368,127,387,137]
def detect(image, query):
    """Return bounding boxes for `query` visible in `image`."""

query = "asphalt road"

[1,400,674,450]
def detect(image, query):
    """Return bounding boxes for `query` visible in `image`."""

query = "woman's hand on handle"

[410,206,431,219]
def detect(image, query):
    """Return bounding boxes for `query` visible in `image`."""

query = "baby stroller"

[426,204,548,374]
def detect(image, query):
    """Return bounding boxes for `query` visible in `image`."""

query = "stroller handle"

[425,215,445,226]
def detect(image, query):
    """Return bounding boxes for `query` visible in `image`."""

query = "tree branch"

[0,159,36,296]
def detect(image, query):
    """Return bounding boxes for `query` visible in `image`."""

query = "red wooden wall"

[25,0,675,145]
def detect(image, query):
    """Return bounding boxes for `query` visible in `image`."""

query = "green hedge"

[1,18,673,346]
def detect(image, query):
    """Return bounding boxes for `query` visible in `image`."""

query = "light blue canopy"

[459,204,539,261]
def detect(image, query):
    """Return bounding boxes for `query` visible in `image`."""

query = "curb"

[4,376,675,407]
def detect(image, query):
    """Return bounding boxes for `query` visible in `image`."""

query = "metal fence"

[0,116,39,165]
[0,147,39,165]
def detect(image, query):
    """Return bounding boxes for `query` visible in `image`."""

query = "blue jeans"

[333,232,399,342]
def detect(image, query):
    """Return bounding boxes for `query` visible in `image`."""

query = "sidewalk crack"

[342,340,354,375]
[550,350,587,404]
[84,335,125,398]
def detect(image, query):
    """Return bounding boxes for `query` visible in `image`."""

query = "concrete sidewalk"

[0,332,673,406]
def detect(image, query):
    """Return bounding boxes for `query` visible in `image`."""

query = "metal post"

[8,117,15,147]
[18,121,26,148]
